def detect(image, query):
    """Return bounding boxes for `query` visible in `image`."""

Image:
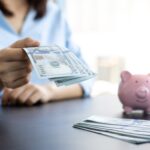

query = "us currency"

[74,125,149,144]
[24,46,79,78]
[74,122,150,139]
[73,115,150,144]
[85,116,150,128]
[52,50,95,86]
[23,45,95,86]
[55,75,94,86]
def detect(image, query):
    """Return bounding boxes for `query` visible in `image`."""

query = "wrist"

[44,84,58,101]
[45,84,83,101]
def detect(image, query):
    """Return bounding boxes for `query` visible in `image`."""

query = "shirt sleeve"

[64,21,94,97]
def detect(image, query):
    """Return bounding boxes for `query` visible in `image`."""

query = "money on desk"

[73,115,150,144]
[23,45,95,86]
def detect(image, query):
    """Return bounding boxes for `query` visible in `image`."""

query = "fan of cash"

[23,45,95,86]
[73,115,150,144]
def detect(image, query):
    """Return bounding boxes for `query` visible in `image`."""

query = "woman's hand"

[0,38,39,89]
[2,83,83,106]
[2,83,55,106]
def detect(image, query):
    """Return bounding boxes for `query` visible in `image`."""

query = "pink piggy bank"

[118,71,150,114]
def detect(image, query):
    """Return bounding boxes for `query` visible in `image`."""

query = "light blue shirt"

[0,1,93,97]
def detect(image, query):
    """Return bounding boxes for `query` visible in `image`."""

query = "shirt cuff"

[79,78,95,98]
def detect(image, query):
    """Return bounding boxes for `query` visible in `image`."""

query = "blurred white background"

[55,0,150,96]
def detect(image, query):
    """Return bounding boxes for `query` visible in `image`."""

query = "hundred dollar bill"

[53,50,95,86]
[85,116,150,127]
[74,125,149,144]
[54,74,94,86]
[74,122,150,139]
[24,45,95,86]
[24,46,82,79]
[73,115,150,144]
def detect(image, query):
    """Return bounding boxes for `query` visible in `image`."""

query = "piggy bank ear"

[120,71,132,82]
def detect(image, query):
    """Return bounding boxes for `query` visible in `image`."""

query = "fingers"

[16,85,35,104]
[0,38,40,89]
[1,84,33,106]
[5,76,30,89]
[25,85,52,105]
[10,37,40,48]
[2,84,38,106]
[1,68,31,89]
[1,84,51,106]
[8,38,40,60]
[20,85,41,106]
[7,85,32,105]
[0,48,28,61]
[0,65,32,89]
[25,92,41,106]
[0,61,30,73]
[0,52,32,88]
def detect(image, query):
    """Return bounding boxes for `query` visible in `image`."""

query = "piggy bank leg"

[144,108,150,115]
[123,106,133,114]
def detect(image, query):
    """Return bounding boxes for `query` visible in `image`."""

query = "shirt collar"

[0,9,36,36]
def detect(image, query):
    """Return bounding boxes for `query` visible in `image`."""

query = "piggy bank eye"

[135,80,138,83]
[146,80,149,83]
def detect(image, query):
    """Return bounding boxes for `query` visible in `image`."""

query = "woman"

[0,0,92,106]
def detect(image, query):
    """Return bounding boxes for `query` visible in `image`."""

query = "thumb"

[10,38,40,48]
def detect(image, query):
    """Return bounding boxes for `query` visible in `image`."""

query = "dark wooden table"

[0,94,150,150]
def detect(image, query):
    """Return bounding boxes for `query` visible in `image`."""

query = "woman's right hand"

[0,38,40,89]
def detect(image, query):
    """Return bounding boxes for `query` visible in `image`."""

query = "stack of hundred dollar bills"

[73,115,150,144]
[23,45,95,86]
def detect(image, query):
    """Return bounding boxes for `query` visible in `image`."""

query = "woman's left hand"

[2,83,55,106]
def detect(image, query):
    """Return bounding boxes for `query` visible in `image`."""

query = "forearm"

[48,84,83,101]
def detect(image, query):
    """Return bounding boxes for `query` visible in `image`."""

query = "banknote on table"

[23,45,95,86]
[73,115,150,144]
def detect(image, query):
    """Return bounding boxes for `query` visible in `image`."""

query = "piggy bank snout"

[135,87,149,99]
